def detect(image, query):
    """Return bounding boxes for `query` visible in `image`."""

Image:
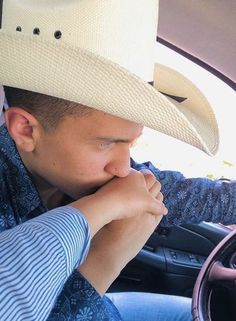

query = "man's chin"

[76,187,99,198]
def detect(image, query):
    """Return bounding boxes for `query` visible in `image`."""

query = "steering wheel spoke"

[209,261,236,287]
[192,229,236,321]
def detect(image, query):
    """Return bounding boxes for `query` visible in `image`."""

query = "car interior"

[0,1,235,320]
[109,1,236,321]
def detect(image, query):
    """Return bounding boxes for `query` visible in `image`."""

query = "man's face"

[30,109,143,199]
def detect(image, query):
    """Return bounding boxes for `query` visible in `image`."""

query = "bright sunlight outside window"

[131,43,236,180]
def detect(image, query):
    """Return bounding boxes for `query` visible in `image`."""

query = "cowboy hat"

[0,0,219,155]
[0,85,5,126]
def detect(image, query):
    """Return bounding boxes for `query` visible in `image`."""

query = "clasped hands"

[71,169,168,294]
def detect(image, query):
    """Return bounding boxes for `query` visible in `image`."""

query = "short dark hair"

[4,86,93,131]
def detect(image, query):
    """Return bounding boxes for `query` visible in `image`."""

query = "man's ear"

[4,107,39,152]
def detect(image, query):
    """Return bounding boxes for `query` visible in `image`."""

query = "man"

[1,1,236,321]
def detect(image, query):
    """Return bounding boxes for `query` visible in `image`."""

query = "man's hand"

[71,169,167,237]
[77,169,167,294]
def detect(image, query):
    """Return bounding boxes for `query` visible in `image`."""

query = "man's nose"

[104,151,131,178]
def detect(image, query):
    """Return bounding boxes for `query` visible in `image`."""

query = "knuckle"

[157,192,163,201]
[155,180,162,190]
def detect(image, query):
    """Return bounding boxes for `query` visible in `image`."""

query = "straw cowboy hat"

[0,0,219,155]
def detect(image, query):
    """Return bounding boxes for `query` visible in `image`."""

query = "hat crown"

[0,0,219,155]
[2,0,159,81]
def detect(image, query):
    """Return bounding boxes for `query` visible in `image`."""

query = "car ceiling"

[158,0,236,90]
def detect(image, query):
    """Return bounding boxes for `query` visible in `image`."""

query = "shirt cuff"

[25,206,91,275]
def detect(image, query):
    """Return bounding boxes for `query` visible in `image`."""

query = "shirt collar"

[0,124,46,223]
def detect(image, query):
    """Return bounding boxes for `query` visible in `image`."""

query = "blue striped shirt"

[0,206,90,321]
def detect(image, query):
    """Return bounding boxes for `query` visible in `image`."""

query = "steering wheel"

[192,228,236,321]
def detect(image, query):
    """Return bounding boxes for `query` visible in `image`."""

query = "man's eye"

[98,141,113,150]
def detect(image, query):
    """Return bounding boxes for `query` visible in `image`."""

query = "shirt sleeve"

[131,159,236,226]
[0,206,90,321]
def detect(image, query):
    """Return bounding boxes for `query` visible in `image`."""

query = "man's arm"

[47,210,162,321]
[78,169,166,295]
[131,159,236,226]
[48,169,166,321]
[0,206,90,321]
[1,169,166,321]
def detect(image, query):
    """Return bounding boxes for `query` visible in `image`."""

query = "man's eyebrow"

[95,137,133,143]
[95,132,143,144]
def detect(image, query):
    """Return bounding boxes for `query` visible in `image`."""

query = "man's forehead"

[92,110,143,133]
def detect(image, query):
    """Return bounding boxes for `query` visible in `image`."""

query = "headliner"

[158,0,236,90]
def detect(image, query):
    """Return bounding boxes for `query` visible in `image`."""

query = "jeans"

[106,292,192,321]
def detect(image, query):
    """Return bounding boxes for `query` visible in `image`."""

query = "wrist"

[78,248,121,295]
[70,194,112,237]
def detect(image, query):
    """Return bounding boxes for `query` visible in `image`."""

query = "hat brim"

[0,32,219,155]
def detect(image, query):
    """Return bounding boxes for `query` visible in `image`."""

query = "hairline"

[4,86,94,131]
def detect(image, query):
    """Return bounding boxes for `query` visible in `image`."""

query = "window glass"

[131,43,236,180]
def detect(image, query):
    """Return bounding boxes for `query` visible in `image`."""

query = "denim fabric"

[107,292,192,321]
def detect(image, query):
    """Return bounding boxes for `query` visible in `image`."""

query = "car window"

[131,42,236,181]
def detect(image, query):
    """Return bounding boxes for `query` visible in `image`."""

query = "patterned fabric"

[131,159,236,226]
[0,124,121,321]
[48,270,122,321]
[0,125,45,231]
[1,124,236,320]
